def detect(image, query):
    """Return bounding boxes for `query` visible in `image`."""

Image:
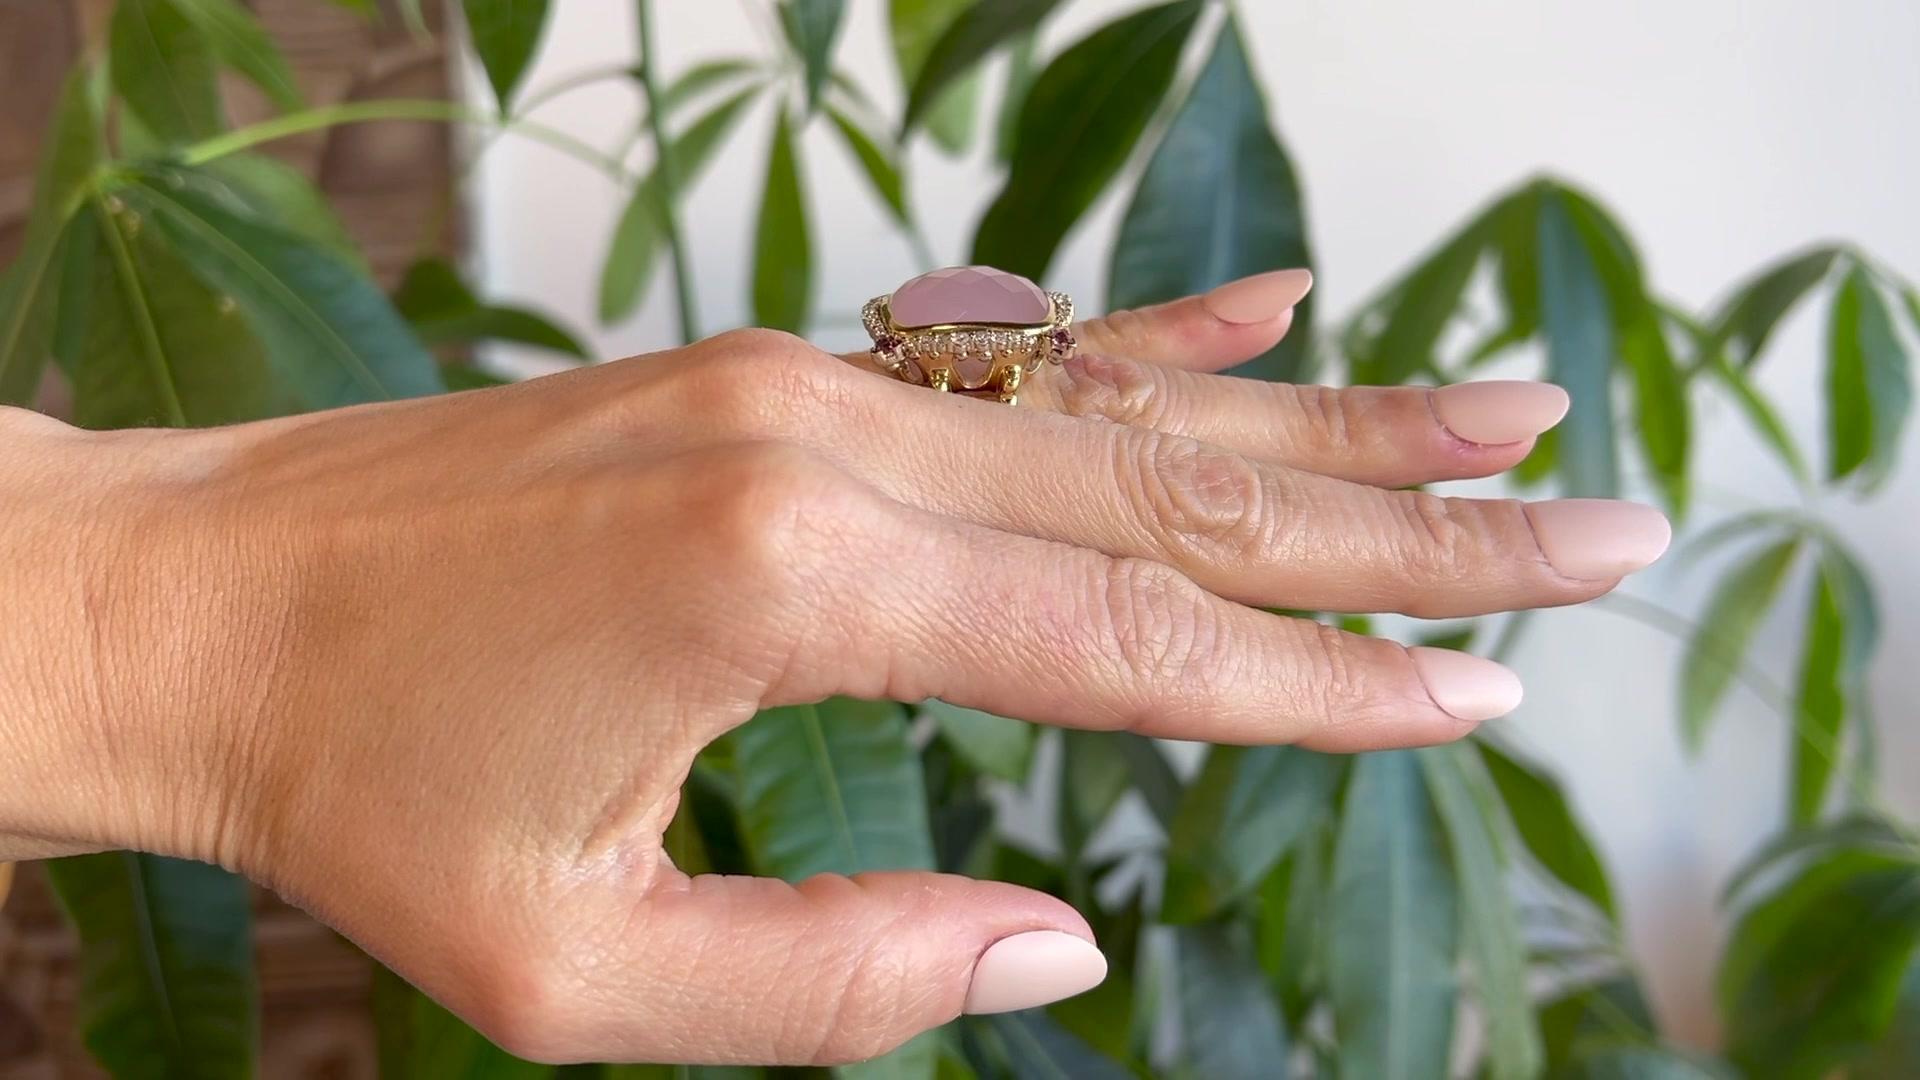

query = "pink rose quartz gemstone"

[889,266,1051,329]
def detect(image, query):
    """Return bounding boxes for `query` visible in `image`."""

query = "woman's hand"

[0,270,1668,1065]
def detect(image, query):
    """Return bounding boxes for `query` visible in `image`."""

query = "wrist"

[0,410,258,867]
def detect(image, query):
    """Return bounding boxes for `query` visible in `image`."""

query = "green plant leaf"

[731,698,935,880]
[1826,265,1913,488]
[464,0,552,111]
[1702,349,1811,484]
[197,153,361,266]
[1421,745,1541,1080]
[993,31,1038,163]
[1536,187,1619,497]
[45,853,257,1078]
[899,0,1063,137]
[967,1011,1133,1080]
[1537,975,1662,1073]
[1711,244,1844,367]
[1328,751,1458,1079]
[1108,15,1314,382]
[1111,733,1180,828]
[1057,730,1130,861]
[1680,536,1801,753]
[71,195,293,428]
[752,110,813,332]
[1475,739,1616,920]
[888,0,983,156]
[921,700,1034,783]
[1161,745,1342,923]
[1789,570,1846,825]
[1175,923,1288,1075]
[826,104,909,223]
[1345,193,1506,385]
[1721,812,1918,907]
[1258,822,1331,1027]
[1719,850,1920,1077]
[123,168,444,407]
[1852,964,1920,1079]
[971,0,1203,280]
[781,0,846,112]
[171,0,303,111]
[1,67,103,406]
[837,1029,938,1080]
[112,0,225,144]
[394,257,586,359]
[599,87,759,324]
[1560,1046,1734,1079]
[373,966,551,1078]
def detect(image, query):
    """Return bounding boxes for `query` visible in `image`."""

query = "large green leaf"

[1421,745,1540,1080]
[1535,187,1619,497]
[836,1029,938,1080]
[993,31,1038,163]
[198,153,361,266]
[1,67,102,405]
[967,1011,1133,1080]
[899,0,1062,137]
[1722,812,1919,907]
[1679,536,1801,753]
[394,257,586,359]
[1476,739,1616,920]
[1789,569,1846,824]
[1826,265,1913,488]
[1711,245,1843,367]
[1537,975,1662,1073]
[889,0,984,156]
[1175,924,1288,1078]
[921,700,1034,783]
[752,110,813,332]
[45,853,257,1078]
[373,966,551,1079]
[171,0,303,111]
[1853,964,1920,1079]
[1109,15,1314,382]
[826,104,909,223]
[111,0,224,144]
[122,167,444,407]
[1057,730,1131,861]
[464,0,552,111]
[1719,851,1920,1077]
[71,195,293,428]
[782,0,846,111]
[599,87,760,323]
[731,698,934,880]
[1160,744,1342,923]
[1328,751,1458,1079]
[1257,822,1331,1027]
[971,1,1203,280]
[1345,193,1505,385]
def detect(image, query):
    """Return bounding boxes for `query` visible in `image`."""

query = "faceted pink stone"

[889,265,1050,328]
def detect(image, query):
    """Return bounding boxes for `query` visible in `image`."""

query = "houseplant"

[1,0,1917,1076]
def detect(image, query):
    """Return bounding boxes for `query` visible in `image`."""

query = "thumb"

[524,870,1107,1066]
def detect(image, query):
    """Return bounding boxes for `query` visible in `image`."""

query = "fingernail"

[1409,647,1524,723]
[1525,498,1673,579]
[1202,268,1314,325]
[963,930,1108,1015]
[1431,381,1571,445]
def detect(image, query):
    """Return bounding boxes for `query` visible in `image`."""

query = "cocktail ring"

[863,266,1075,405]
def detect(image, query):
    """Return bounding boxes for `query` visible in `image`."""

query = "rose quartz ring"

[863,266,1075,404]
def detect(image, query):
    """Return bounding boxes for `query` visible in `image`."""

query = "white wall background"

[468,0,1920,1048]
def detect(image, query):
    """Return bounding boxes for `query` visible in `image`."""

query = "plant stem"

[177,100,630,183]
[636,0,701,345]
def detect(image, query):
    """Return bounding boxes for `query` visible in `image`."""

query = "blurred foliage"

[5,0,1920,1077]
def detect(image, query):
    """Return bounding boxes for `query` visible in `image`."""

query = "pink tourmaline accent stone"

[889,266,1050,328]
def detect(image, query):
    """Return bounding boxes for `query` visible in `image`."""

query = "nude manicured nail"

[1408,647,1524,723]
[963,930,1108,1015]
[1202,269,1314,325]
[1431,380,1571,445]
[1525,499,1673,580]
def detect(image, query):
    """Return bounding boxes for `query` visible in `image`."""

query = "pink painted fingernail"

[1431,381,1571,445]
[963,930,1108,1015]
[1525,499,1673,579]
[1409,647,1524,722]
[1202,269,1314,325]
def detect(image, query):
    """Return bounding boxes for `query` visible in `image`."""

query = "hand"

[0,270,1668,1065]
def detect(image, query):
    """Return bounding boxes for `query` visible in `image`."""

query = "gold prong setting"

[862,288,1077,402]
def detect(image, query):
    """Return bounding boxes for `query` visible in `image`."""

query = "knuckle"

[1095,556,1220,686]
[779,877,927,1066]
[1056,352,1169,426]
[684,329,862,433]
[1281,383,1359,455]
[1122,428,1268,561]
[1389,490,1477,612]
[1081,307,1154,356]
